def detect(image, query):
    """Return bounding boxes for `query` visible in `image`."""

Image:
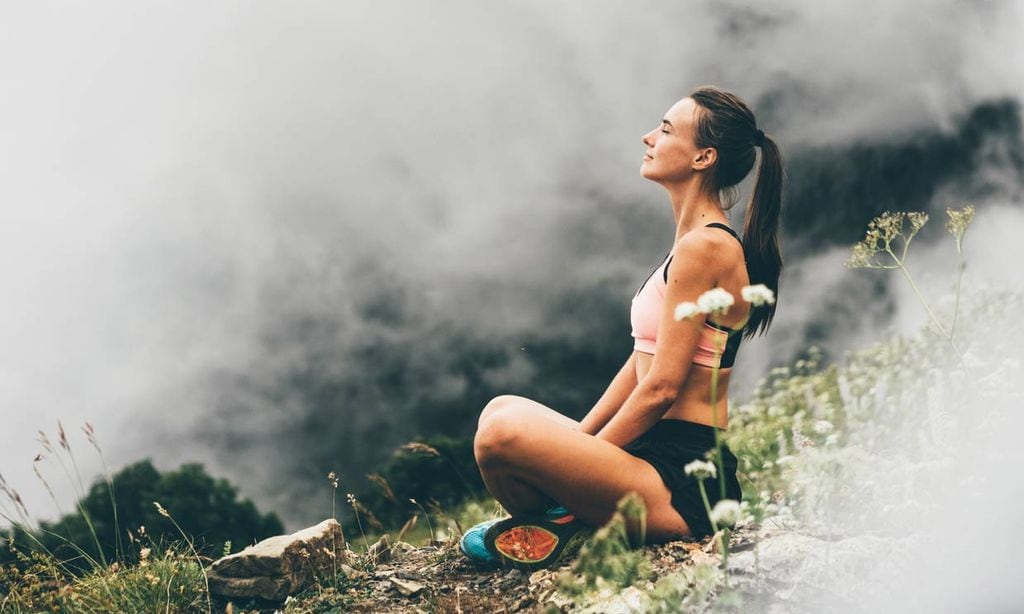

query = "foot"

[483,511,593,571]
[543,505,572,520]
[459,517,504,567]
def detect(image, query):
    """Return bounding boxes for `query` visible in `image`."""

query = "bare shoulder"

[670,225,740,274]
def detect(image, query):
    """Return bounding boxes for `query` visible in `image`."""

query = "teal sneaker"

[459,517,504,567]
[544,505,571,519]
[483,508,593,571]
[460,505,577,568]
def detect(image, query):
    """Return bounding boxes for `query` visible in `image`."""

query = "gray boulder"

[208,518,348,602]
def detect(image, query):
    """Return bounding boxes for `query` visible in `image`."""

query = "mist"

[2,6,1022,599]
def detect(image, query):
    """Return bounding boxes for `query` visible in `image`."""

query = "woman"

[460,85,783,569]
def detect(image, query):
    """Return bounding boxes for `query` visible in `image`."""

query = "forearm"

[578,353,639,435]
[594,381,675,448]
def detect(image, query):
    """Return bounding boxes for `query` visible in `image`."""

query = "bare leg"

[473,396,691,542]
[478,468,556,516]
[475,395,578,514]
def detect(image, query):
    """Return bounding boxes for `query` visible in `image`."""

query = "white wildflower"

[825,434,839,446]
[683,459,717,480]
[674,301,700,321]
[696,288,735,315]
[812,420,834,435]
[710,499,741,528]
[740,284,776,306]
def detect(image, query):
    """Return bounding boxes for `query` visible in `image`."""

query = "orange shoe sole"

[483,513,591,570]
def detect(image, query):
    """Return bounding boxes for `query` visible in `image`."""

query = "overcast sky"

[2,6,1023,599]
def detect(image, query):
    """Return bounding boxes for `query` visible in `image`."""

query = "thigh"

[478,394,581,432]
[476,411,691,542]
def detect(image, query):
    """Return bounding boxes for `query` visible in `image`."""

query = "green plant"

[673,282,775,571]
[845,206,976,363]
[555,493,652,600]
[152,502,211,614]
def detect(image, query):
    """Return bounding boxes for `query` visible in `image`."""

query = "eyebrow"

[662,119,673,129]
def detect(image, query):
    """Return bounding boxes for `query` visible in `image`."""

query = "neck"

[662,178,728,243]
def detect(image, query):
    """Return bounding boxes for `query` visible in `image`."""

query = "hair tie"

[752,128,765,147]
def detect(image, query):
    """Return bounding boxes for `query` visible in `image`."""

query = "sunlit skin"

[472,97,751,542]
[635,96,751,427]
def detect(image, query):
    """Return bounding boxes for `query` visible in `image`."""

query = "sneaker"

[459,517,505,567]
[483,511,593,571]
[543,505,571,520]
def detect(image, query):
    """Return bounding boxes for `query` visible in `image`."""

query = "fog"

[1,4,1022,605]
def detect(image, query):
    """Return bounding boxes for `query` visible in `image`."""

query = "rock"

[367,534,392,563]
[391,540,417,560]
[529,569,553,586]
[208,518,347,602]
[390,576,425,597]
[511,595,534,611]
[578,586,647,613]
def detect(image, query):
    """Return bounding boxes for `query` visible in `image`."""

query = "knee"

[477,394,522,430]
[473,409,524,468]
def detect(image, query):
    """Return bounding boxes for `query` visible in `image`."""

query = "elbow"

[641,378,679,409]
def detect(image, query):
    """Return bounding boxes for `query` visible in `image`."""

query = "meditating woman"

[460,85,784,569]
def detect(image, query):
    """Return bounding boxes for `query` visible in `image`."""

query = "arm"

[595,232,721,448]
[578,352,639,435]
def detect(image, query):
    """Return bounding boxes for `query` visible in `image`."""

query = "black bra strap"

[662,224,742,283]
[637,250,672,295]
[704,222,743,246]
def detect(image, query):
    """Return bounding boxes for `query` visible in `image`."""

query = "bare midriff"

[634,351,733,429]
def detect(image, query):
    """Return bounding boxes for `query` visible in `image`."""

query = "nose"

[642,131,653,147]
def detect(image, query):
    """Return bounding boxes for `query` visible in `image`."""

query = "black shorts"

[622,418,742,538]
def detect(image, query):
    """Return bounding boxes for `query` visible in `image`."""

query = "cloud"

[0,0,1022,531]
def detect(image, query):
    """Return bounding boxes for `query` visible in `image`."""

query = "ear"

[692,147,717,171]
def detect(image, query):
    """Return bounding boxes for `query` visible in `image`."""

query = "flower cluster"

[683,459,717,480]
[710,499,741,528]
[741,284,776,306]
[697,288,735,315]
[945,204,975,253]
[674,285,777,322]
[845,210,929,269]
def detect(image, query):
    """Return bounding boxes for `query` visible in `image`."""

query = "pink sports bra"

[629,223,744,368]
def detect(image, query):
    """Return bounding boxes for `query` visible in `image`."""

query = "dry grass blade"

[395,513,418,545]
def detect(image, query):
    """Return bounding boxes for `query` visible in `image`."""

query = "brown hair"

[689,85,784,339]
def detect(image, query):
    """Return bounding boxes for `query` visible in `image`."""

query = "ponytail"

[741,135,784,340]
[689,85,784,340]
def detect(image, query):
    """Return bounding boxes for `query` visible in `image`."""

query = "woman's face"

[640,97,714,184]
